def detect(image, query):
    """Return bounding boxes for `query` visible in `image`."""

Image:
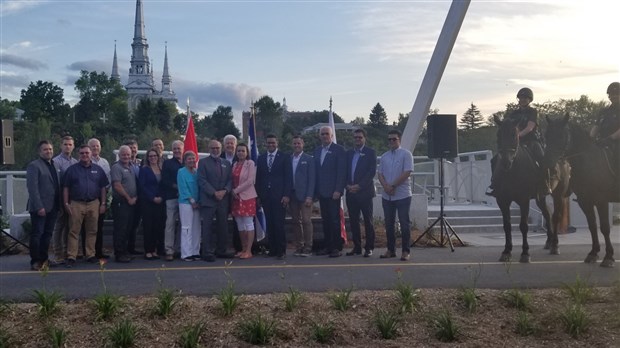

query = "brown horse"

[493,115,557,263]
[544,114,616,268]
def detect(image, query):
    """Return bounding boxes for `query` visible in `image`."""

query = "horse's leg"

[519,199,531,263]
[596,201,615,268]
[548,192,562,255]
[537,195,553,251]
[498,199,512,262]
[577,198,600,263]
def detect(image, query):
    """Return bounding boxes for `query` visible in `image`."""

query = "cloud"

[0,70,31,99]
[0,0,47,17]
[66,60,110,73]
[174,79,264,116]
[0,53,47,70]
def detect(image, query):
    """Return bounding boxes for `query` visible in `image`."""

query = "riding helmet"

[517,87,534,101]
[607,82,620,95]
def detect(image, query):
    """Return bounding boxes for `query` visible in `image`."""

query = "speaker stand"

[412,158,463,251]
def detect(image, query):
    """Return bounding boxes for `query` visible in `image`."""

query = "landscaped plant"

[431,310,460,342]
[0,299,9,317]
[93,259,122,321]
[562,275,594,305]
[515,311,536,336]
[32,263,63,318]
[374,308,400,339]
[0,327,12,348]
[329,287,353,311]
[460,264,482,313]
[394,269,420,313]
[154,288,179,318]
[560,303,590,338]
[47,326,67,348]
[178,322,205,348]
[503,289,531,311]
[217,281,241,316]
[283,286,303,312]
[107,319,137,348]
[310,320,335,344]
[237,313,276,345]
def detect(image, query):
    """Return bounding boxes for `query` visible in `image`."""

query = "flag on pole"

[184,97,198,163]
[248,105,267,241]
[328,97,348,244]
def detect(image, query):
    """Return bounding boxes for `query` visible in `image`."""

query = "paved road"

[1,229,618,301]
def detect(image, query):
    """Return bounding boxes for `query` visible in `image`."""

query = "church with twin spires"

[111,0,177,111]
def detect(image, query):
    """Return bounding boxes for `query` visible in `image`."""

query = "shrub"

[394,279,420,314]
[460,287,478,313]
[503,289,531,311]
[562,275,594,304]
[560,304,590,338]
[328,288,353,311]
[310,321,335,344]
[47,326,67,348]
[32,289,63,318]
[93,293,123,321]
[178,322,205,348]
[0,327,12,348]
[515,311,536,336]
[217,281,241,316]
[374,309,400,339]
[154,288,179,318]
[283,286,303,312]
[107,319,137,348]
[431,310,460,342]
[237,314,276,345]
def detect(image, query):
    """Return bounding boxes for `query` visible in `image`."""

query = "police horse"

[544,114,616,268]
[492,115,564,263]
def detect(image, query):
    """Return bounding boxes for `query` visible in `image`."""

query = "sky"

[1,0,618,127]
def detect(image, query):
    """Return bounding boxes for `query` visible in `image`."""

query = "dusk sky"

[1,0,618,126]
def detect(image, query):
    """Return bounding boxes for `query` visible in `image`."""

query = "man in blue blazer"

[26,140,61,270]
[256,134,292,259]
[197,139,233,261]
[313,126,347,257]
[289,135,315,257]
[345,129,377,257]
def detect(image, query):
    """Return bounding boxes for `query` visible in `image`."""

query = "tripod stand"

[412,157,463,251]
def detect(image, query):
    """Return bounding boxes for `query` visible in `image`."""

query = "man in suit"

[313,126,347,258]
[256,134,292,259]
[289,135,315,257]
[198,139,234,261]
[345,128,377,257]
[26,140,61,271]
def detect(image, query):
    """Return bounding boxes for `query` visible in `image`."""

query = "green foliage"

[153,288,179,318]
[368,102,388,128]
[47,326,67,348]
[32,289,63,318]
[310,321,335,344]
[328,288,353,311]
[394,272,420,313]
[283,287,304,312]
[20,80,71,123]
[178,322,205,348]
[0,299,10,317]
[431,310,460,342]
[93,293,122,321]
[460,103,485,130]
[515,311,536,336]
[0,327,12,348]
[560,304,590,338]
[0,97,17,119]
[503,289,531,311]
[460,287,478,313]
[217,281,241,316]
[207,105,241,140]
[254,96,283,149]
[73,70,128,124]
[107,319,137,348]
[562,275,594,305]
[374,309,400,339]
[237,313,276,345]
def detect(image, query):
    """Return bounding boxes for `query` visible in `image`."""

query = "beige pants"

[288,198,313,250]
[67,200,99,259]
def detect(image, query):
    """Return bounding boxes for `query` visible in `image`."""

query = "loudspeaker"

[427,114,458,159]
[0,120,15,165]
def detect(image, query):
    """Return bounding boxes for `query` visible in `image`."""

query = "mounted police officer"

[487,87,551,196]
[591,82,620,176]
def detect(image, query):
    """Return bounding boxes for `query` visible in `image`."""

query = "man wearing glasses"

[62,145,109,267]
[377,130,413,261]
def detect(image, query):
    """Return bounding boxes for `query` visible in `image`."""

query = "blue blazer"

[138,166,162,202]
[313,142,346,199]
[256,150,292,201]
[346,146,377,200]
[26,158,61,213]
[291,152,316,202]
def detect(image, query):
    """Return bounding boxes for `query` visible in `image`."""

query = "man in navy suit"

[256,134,292,259]
[289,135,315,257]
[26,140,61,270]
[313,126,347,258]
[345,129,377,257]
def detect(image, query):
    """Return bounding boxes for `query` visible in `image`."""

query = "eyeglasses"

[79,152,90,155]
[388,138,399,142]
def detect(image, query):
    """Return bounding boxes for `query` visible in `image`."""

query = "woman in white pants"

[177,151,201,261]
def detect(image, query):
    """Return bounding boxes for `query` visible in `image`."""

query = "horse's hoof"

[550,246,560,255]
[600,258,615,268]
[499,253,511,262]
[584,254,598,263]
[519,254,531,263]
[543,241,550,250]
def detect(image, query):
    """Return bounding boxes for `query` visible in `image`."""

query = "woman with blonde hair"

[230,143,257,259]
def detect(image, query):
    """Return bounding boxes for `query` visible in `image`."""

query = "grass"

[503,289,531,311]
[283,286,304,312]
[93,292,123,321]
[47,326,67,348]
[178,322,205,348]
[237,313,277,345]
[560,304,590,338]
[328,288,353,311]
[153,288,179,318]
[32,289,63,318]
[431,310,460,342]
[107,319,138,348]
[374,309,400,339]
[562,275,594,305]
[310,321,335,344]
[460,287,478,313]
[515,311,536,336]
[217,281,241,316]
[0,327,11,348]
[394,279,420,314]
[0,299,9,317]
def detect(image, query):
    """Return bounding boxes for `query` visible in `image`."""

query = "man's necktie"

[268,153,274,171]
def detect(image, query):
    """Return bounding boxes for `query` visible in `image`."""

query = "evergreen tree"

[368,102,388,127]
[460,103,484,130]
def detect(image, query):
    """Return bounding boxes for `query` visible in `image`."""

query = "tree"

[133,98,155,131]
[460,103,484,130]
[351,116,365,126]
[254,96,283,149]
[0,97,17,119]
[153,98,177,133]
[73,70,128,125]
[368,102,388,128]
[20,81,71,123]
[209,105,240,140]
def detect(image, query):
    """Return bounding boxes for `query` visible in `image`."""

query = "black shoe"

[329,251,342,258]
[95,254,110,259]
[264,251,277,258]
[30,262,42,271]
[314,249,328,256]
[346,249,362,256]
[65,258,76,268]
[363,250,373,258]
[128,249,143,255]
[276,254,286,260]
[216,252,234,259]
[202,254,216,262]
[380,251,396,259]
[86,256,98,263]
[115,256,131,263]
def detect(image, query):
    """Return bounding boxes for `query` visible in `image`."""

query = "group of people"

[26,126,415,270]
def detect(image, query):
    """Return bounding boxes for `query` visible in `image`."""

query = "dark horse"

[544,114,616,268]
[493,115,557,263]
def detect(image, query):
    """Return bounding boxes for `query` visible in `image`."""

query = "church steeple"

[126,0,155,110]
[111,40,120,82]
[161,42,174,95]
